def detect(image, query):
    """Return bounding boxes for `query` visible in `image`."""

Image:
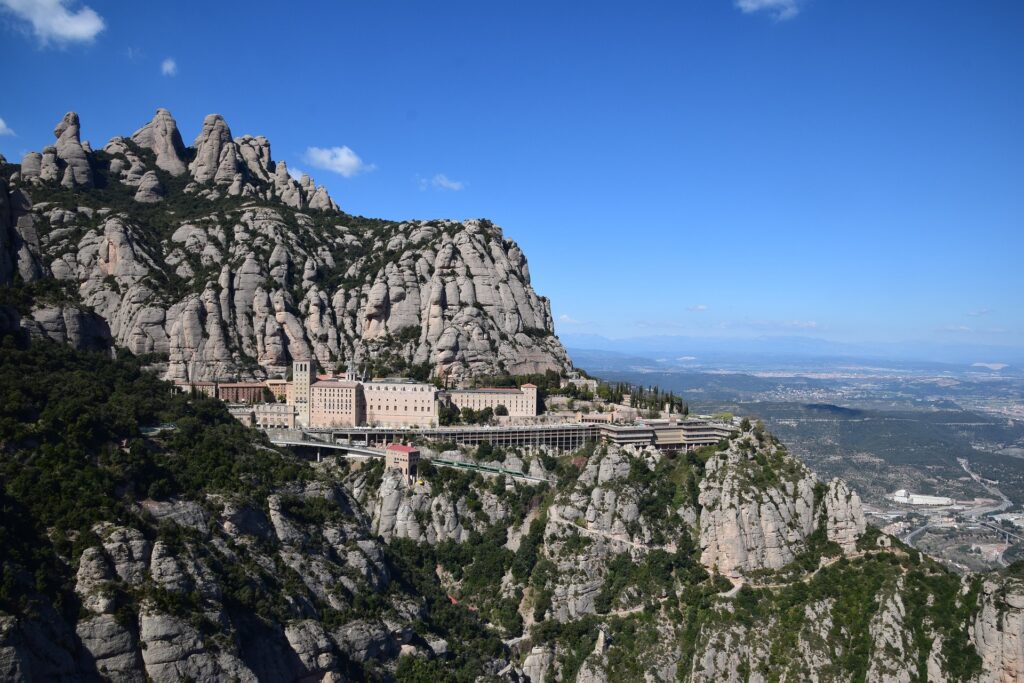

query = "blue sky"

[1,0,1021,351]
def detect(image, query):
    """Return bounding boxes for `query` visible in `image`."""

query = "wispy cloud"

[743,319,819,331]
[687,304,709,312]
[0,0,105,44]
[558,314,581,324]
[303,146,375,178]
[161,57,177,76]
[432,173,464,191]
[940,324,1009,335]
[966,308,991,317]
[287,166,307,181]
[418,173,466,191]
[0,117,14,136]
[734,0,801,20]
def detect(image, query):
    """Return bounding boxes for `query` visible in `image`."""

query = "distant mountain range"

[561,332,1024,368]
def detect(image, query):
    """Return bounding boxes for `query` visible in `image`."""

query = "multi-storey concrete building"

[253,403,297,429]
[265,379,289,401]
[285,362,438,428]
[364,378,438,428]
[446,384,538,417]
[217,382,267,404]
[309,379,364,428]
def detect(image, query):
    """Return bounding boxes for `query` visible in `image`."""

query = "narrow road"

[958,458,1012,517]
[430,457,556,484]
[547,506,677,553]
[903,523,931,546]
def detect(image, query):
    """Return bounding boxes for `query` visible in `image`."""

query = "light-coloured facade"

[253,403,297,429]
[227,404,256,426]
[364,378,438,428]
[447,384,538,417]
[287,362,438,428]
[265,379,289,401]
[309,380,364,428]
[892,489,954,506]
[292,360,315,426]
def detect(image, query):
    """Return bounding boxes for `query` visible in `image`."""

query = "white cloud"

[687,304,709,312]
[558,314,581,324]
[303,146,375,178]
[0,117,14,136]
[287,166,306,181]
[966,308,991,317]
[0,0,105,44]
[431,173,464,191]
[161,57,177,76]
[417,173,467,191]
[734,0,801,20]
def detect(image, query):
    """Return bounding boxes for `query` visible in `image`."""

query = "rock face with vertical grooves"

[697,432,866,578]
[0,109,571,382]
[131,108,188,176]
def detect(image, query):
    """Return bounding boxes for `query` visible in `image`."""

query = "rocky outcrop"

[133,170,164,203]
[0,479,445,681]
[189,114,233,185]
[698,440,817,577]
[351,466,512,545]
[22,306,113,351]
[972,578,1024,683]
[2,110,570,382]
[138,609,256,682]
[865,582,916,683]
[131,108,187,176]
[523,645,554,682]
[697,436,866,578]
[53,112,92,188]
[821,477,867,554]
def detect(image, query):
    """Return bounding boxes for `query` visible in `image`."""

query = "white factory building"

[892,489,954,506]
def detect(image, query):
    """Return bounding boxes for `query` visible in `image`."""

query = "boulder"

[133,171,164,203]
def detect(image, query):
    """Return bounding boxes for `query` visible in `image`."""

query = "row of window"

[366,385,432,393]
[368,405,433,412]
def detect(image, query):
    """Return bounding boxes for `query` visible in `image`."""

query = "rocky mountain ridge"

[345,433,1024,683]
[3,338,1024,681]
[0,109,570,382]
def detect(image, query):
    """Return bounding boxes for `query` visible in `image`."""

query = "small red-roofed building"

[385,443,420,479]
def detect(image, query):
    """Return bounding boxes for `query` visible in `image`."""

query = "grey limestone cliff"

[0,109,571,382]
